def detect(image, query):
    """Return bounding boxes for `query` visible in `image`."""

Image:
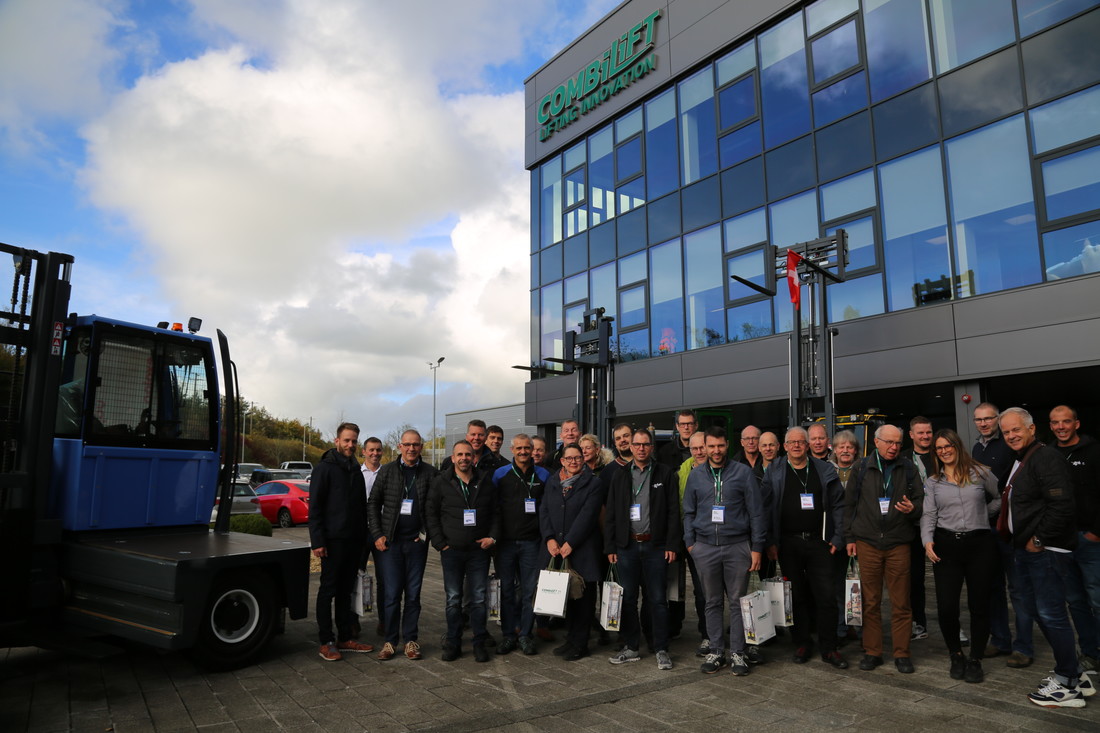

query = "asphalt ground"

[1,526,1095,732]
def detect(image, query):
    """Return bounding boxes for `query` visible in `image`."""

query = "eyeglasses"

[935,445,955,453]
[676,421,696,427]
[876,439,902,447]
[561,455,583,462]
[631,442,653,448]
[784,440,807,446]
[974,417,996,423]
[400,442,422,448]
[741,437,759,442]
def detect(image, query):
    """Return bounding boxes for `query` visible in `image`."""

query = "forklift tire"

[189,571,277,670]
[277,508,293,528]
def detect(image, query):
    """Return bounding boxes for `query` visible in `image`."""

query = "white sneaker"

[911,623,928,640]
[959,629,969,646]
[656,650,672,670]
[1079,670,1097,698]
[609,646,640,664]
[1028,676,1086,708]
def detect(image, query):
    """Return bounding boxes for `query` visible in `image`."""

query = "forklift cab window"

[55,331,92,437]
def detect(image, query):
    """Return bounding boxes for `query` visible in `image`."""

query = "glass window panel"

[616,107,643,141]
[939,48,1022,137]
[564,273,587,304]
[828,272,886,321]
[726,300,774,342]
[719,121,762,169]
[807,0,859,35]
[878,145,952,310]
[620,285,647,328]
[769,190,819,249]
[725,207,767,252]
[722,157,765,216]
[766,135,816,200]
[616,136,643,181]
[682,175,721,233]
[774,282,812,334]
[540,155,562,246]
[685,225,726,349]
[820,169,875,220]
[813,70,868,127]
[650,240,684,355]
[563,232,588,276]
[646,89,680,199]
[1042,146,1100,220]
[530,252,539,289]
[531,169,540,253]
[872,83,939,161]
[589,221,616,266]
[1031,84,1100,154]
[565,303,587,339]
[865,0,933,102]
[1022,9,1100,104]
[617,176,646,215]
[540,242,562,285]
[648,193,681,244]
[680,68,718,185]
[828,216,877,270]
[929,0,1015,73]
[816,112,872,182]
[540,282,563,365]
[530,290,539,367]
[565,141,586,172]
[760,13,812,148]
[719,75,756,130]
[590,262,617,319]
[619,251,647,285]
[812,20,859,83]
[565,207,588,239]
[717,40,756,86]
[1017,0,1099,36]
[1043,219,1100,280]
[946,116,1040,297]
[617,207,647,255]
[589,126,616,226]
[617,329,650,362]
[727,249,767,300]
[565,166,586,207]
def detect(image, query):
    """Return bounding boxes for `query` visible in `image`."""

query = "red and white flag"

[786,249,804,308]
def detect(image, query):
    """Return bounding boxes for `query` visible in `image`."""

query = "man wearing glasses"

[734,425,765,482]
[658,409,698,469]
[844,424,923,674]
[605,428,682,670]
[367,429,438,661]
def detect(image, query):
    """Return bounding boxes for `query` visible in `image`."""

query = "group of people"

[306,403,1099,710]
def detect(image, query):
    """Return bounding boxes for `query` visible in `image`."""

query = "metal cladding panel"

[832,305,956,357]
[683,364,789,406]
[616,353,684,388]
[834,341,961,392]
[666,0,798,77]
[681,335,789,379]
[614,381,685,414]
[952,273,1100,339]
[957,319,1100,377]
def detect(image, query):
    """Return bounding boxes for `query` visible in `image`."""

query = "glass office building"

[524,0,1100,437]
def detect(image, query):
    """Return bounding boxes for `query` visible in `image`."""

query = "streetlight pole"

[428,357,445,465]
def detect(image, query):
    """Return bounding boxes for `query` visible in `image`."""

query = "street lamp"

[429,357,445,465]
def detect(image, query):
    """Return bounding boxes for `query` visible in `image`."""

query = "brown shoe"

[337,639,374,653]
[1006,651,1033,668]
[377,642,396,661]
[319,643,342,662]
[404,640,422,660]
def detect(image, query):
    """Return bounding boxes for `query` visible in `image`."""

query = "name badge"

[524,498,536,514]
[878,497,890,515]
[400,499,413,515]
[712,505,725,523]
[463,509,477,526]
[630,504,642,521]
[800,493,814,510]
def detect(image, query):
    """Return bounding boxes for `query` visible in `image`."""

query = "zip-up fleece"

[683,460,766,551]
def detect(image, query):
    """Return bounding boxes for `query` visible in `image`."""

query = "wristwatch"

[1032,535,1043,548]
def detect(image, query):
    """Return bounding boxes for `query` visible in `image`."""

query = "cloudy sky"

[1,0,618,441]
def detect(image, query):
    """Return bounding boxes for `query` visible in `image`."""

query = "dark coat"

[1009,440,1077,550]
[426,466,494,551]
[366,459,436,542]
[489,461,550,542]
[539,468,604,582]
[763,456,845,549]
[843,454,924,549]
[604,461,682,554]
[307,448,368,549]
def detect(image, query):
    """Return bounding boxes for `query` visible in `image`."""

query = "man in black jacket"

[998,407,1085,707]
[367,429,436,661]
[656,409,696,470]
[605,428,681,670]
[428,440,496,662]
[309,422,372,661]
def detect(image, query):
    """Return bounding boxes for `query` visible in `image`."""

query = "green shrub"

[229,514,273,536]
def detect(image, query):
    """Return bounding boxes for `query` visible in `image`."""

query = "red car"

[255,480,310,528]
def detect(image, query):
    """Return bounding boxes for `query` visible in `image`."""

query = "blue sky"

[0,0,619,440]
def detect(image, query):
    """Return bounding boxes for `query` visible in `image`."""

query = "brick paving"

[2,526,1095,731]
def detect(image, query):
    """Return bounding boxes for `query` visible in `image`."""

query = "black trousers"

[317,537,364,645]
[931,528,997,658]
[566,583,597,649]
[778,534,840,653]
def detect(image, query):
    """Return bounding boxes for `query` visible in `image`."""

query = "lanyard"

[711,466,723,503]
[457,477,471,507]
[632,466,651,498]
[876,454,892,496]
[790,462,809,491]
[402,466,416,499]
[512,465,537,498]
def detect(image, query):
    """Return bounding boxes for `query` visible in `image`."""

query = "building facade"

[524,0,1100,444]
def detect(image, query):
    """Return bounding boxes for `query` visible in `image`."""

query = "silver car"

[210,480,262,522]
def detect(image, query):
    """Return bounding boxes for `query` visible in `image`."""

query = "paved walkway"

[2,527,1095,731]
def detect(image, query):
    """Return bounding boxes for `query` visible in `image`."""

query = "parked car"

[280,461,313,471]
[248,468,306,490]
[210,480,262,522]
[254,480,310,528]
[235,462,264,480]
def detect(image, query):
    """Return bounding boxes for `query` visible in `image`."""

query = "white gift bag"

[740,589,776,645]
[353,568,374,616]
[600,564,624,631]
[533,557,570,618]
[488,573,501,620]
[845,558,863,626]
[764,575,793,627]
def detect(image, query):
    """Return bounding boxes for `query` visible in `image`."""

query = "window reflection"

[820,169,876,220]
[829,216,877,271]
[812,20,859,83]
[865,0,933,102]
[564,166,588,238]
[564,273,587,304]
[541,156,562,247]
[589,127,616,226]
[929,0,1014,73]
[807,0,860,35]
[617,329,650,362]
[1021,9,1100,104]
[540,282,563,367]
[617,208,647,255]
[590,262,617,319]
[1043,220,1100,280]
[647,90,679,199]
[766,135,816,199]
[721,157,765,216]
[541,243,562,285]
[620,286,647,328]
[685,225,726,349]
[719,75,756,130]
[725,208,767,252]
[720,121,762,169]
[564,233,588,276]
[1042,146,1100,221]
[1017,0,1099,36]
[872,83,939,161]
[648,193,682,245]
[828,272,886,321]
[716,40,756,86]
[682,176,721,232]
[760,13,812,148]
[770,191,819,249]
[727,300,774,342]
[727,249,768,300]
[938,48,1022,137]
[816,111,872,182]
[617,108,643,140]
[813,71,868,127]
[619,251,647,285]
[1030,84,1100,154]
[617,176,646,214]
[589,222,616,266]
[617,137,643,181]
[680,68,718,184]
[650,240,684,354]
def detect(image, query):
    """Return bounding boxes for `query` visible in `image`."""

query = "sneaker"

[377,642,396,661]
[656,650,673,670]
[337,639,374,653]
[792,645,811,664]
[1079,670,1097,697]
[695,639,711,657]
[744,645,764,665]
[984,644,1010,657]
[1082,654,1100,673]
[404,639,422,660]
[729,652,750,676]
[441,642,460,662]
[318,643,342,662]
[700,652,726,674]
[496,637,517,655]
[964,659,984,684]
[518,636,538,656]
[1028,676,1086,708]
[609,647,641,664]
[1006,651,1033,668]
[950,653,966,680]
[859,655,884,671]
[473,643,490,663]
[959,629,969,647]
[911,623,928,641]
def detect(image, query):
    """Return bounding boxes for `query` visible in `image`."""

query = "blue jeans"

[1000,536,1035,656]
[1015,548,1080,683]
[1066,531,1100,658]
[441,546,491,647]
[377,537,428,645]
[497,539,541,640]
[617,541,670,652]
